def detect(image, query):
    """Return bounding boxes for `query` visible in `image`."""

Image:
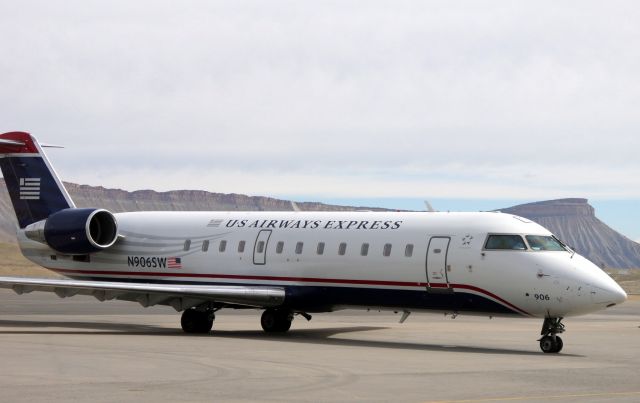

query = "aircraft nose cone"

[593,281,627,306]
[610,284,628,305]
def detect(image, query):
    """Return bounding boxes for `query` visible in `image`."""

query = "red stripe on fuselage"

[450,284,530,316]
[52,268,427,287]
[51,268,532,316]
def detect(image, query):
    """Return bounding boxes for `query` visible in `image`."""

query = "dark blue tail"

[0,132,74,228]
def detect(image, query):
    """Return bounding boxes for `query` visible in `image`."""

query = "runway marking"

[424,391,640,403]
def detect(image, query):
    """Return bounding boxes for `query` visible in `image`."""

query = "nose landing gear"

[539,317,565,353]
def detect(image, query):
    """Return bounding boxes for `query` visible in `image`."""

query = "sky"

[1,1,639,241]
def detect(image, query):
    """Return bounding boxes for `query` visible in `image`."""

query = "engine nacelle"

[25,208,119,255]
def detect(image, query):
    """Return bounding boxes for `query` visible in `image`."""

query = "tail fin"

[0,132,74,228]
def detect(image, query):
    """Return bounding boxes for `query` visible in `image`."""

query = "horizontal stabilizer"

[0,138,26,147]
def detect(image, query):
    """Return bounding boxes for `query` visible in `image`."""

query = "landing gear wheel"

[554,336,563,353]
[181,308,214,334]
[261,309,293,333]
[539,335,563,353]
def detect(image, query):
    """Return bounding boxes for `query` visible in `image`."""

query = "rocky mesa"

[500,198,640,269]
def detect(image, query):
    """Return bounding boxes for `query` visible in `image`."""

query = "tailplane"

[0,132,74,228]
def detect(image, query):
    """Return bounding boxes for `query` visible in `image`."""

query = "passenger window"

[485,235,527,250]
[256,241,265,254]
[295,242,304,254]
[338,242,347,256]
[238,240,246,253]
[361,243,369,256]
[202,240,209,252]
[219,240,227,253]
[317,242,325,255]
[276,241,284,254]
[405,244,414,257]
[383,243,392,257]
[184,240,191,251]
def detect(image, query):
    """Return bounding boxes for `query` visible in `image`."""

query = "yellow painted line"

[424,391,640,403]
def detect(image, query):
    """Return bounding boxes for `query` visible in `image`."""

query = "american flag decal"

[167,257,182,269]
[207,219,223,227]
[19,178,41,200]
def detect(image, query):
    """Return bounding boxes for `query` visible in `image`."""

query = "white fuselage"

[18,211,627,318]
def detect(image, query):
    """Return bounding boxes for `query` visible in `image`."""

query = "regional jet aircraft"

[0,132,627,353]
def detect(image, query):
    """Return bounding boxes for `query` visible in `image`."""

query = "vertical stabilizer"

[0,132,74,228]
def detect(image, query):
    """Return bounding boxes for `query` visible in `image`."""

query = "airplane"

[0,131,627,353]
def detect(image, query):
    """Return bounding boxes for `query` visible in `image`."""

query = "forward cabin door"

[253,230,272,265]
[426,236,451,289]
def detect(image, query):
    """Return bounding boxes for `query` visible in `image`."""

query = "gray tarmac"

[0,289,638,403]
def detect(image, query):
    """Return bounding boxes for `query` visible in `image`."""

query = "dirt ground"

[607,268,640,294]
[0,243,59,278]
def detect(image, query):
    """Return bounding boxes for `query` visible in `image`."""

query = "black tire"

[261,309,292,333]
[553,336,563,353]
[181,309,214,334]
[275,314,292,332]
[539,335,560,353]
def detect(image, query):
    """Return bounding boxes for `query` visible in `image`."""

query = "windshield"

[485,235,527,250]
[526,235,567,251]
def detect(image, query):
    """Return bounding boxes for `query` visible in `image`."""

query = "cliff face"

[500,198,640,269]
[0,179,389,242]
[0,180,16,243]
[63,183,388,213]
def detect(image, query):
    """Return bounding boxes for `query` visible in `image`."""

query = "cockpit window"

[526,235,566,251]
[484,235,527,250]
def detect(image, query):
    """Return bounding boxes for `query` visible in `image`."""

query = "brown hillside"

[0,179,390,242]
[0,181,638,269]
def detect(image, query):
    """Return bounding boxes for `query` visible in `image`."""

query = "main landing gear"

[181,306,216,334]
[180,306,311,334]
[539,317,565,353]
[261,308,294,333]
[260,309,312,333]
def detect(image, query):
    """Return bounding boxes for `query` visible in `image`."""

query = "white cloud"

[1,1,640,199]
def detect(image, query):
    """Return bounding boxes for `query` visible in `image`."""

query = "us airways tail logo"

[19,178,41,200]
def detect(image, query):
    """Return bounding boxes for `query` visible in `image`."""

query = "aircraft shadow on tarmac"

[212,328,566,356]
[0,319,580,356]
[0,319,175,334]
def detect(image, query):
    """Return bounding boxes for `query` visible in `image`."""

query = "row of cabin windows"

[272,241,414,257]
[187,239,414,258]
[198,240,245,253]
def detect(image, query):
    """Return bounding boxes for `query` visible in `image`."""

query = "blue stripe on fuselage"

[63,275,521,316]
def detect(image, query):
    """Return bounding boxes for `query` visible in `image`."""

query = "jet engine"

[24,208,119,254]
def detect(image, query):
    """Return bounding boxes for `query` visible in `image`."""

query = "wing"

[0,276,285,311]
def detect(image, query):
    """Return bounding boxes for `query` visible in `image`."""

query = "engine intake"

[25,208,119,254]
